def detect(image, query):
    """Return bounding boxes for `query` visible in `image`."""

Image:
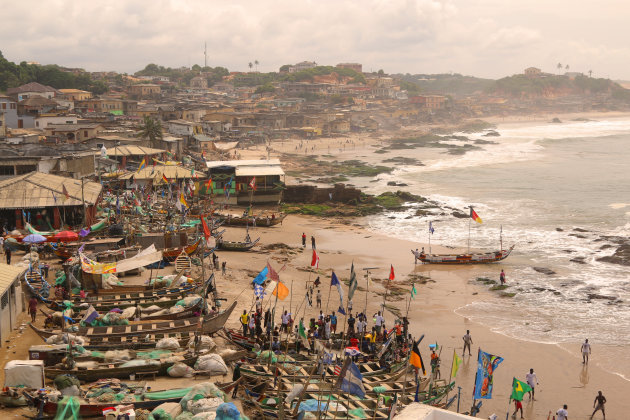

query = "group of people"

[301,232,316,249]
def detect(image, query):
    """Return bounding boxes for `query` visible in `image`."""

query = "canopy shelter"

[204,159,284,203]
[0,172,102,230]
[119,164,204,187]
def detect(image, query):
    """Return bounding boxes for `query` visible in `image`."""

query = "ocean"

[363,118,630,381]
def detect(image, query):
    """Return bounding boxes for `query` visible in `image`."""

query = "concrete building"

[0,95,18,131]
[524,67,542,77]
[190,76,208,89]
[58,89,92,101]
[336,63,363,73]
[128,84,161,99]
[0,264,27,343]
[6,82,58,101]
[44,123,105,142]
[288,61,317,73]
[167,119,203,137]
[205,159,285,204]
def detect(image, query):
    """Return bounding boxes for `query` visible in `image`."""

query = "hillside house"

[44,123,104,142]
[6,82,58,101]
[524,67,542,77]
[128,84,161,99]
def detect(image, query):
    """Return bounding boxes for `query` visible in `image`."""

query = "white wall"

[35,115,78,129]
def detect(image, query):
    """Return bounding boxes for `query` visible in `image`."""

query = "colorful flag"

[206,177,212,192]
[510,377,532,402]
[470,206,483,224]
[200,216,211,241]
[429,221,435,234]
[311,249,319,268]
[337,360,366,398]
[337,305,346,315]
[266,261,279,281]
[252,266,268,285]
[254,284,265,299]
[451,350,462,379]
[162,174,169,184]
[348,262,358,301]
[249,177,256,191]
[272,281,290,300]
[298,319,309,348]
[137,158,146,171]
[62,184,70,199]
[474,350,504,399]
[411,283,417,299]
[389,264,395,281]
[409,341,426,375]
[331,271,344,304]
[179,192,188,208]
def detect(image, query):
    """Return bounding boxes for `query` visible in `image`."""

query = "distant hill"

[395,74,494,97]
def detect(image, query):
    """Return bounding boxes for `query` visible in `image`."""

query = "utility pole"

[204,42,207,68]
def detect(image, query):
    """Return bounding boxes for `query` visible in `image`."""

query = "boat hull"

[412,245,514,264]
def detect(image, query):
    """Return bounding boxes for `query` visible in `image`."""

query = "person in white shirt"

[281,310,291,333]
[373,311,384,335]
[356,316,366,334]
[525,368,539,400]
[581,339,591,364]
[556,404,568,420]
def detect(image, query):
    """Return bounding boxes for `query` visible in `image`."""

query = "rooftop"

[119,164,202,181]
[6,82,58,95]
[0,263,27,297]
[106,145,166,156]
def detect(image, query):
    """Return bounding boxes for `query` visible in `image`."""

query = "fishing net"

[53,375,80,390]
[143,388,192,401]
[55,273,66,286]
[179,383,224,410]
[137,350,173,359]
[214,402,241,420]
[54,396,81,420]
[347,408,367,418]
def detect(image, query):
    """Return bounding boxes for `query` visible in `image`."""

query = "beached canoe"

[411,245,514,264]
[216,213,286,227]
[216,237,260,251]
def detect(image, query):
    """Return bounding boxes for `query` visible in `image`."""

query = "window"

[10,103,16,109]
[1,292,8,309]
[36,121,39,127]
[84,131,88,137]
[0,166,15,176]
[1,103,5,109]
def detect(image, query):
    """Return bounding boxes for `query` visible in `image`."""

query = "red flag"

[200,216,211,241]
[206,177,212,192]
[267,261,279,281]
[62,184,70,199]
[249,177,256,191]
[311,250,319,268]
[389,265,395,281]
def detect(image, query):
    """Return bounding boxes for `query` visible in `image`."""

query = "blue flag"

[429,221,435,234]
[473,350,504,400]
[252,267,268,285]
[337,306,346,315]
[340,362,366,398]
[254,284,265,299]
[331,272,344,305]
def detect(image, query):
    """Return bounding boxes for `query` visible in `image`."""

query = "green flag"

[451,350,462,378]
[510,377,532,401]
[411,283,417,299]
[298,319,307,338]
[348,262,358,300]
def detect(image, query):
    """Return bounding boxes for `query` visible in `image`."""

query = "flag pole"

[471,347,480,416]
[468,207,471,254]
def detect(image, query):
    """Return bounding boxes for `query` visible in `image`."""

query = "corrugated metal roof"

[119,165,204,181]
[0,172,102,209]
[0,264,27,296]
[205,159,281,169]
[106,146,165,156]
[235,166,285,176]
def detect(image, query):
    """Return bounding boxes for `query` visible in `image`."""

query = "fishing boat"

[174,251,192,275]
[411,245,514,264]
[216,212,286,227]
[162,238,201,261]
[29,301,237,340]
[216,237,260,251]
[23,267,51,302]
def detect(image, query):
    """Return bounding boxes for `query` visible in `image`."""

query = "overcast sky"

[1,0,627,79]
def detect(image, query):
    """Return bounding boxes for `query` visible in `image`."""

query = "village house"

[44,123,104,142]
[0,264,27,343]
[0,95,18,130]
[190,76,208,89]
[58,89,93,101]
[204,159,285,204]
[409,95,447,109]
[167,119,203,137]
[128,84,162,99]
[34,114,78,129]
[288,61,317,73]
[122,100,138,117]
[105,145,167,169]
[6,82,58,101]
[524,67,542,77]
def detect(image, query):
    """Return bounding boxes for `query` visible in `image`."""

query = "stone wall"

[284,183,362,204]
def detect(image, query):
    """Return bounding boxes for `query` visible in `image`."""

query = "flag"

[51,191,57,203]
[162,174,169,184]
[409,341,426,375]
[252,266,268,285]
[378,335,394,358]
[470,206,483,224]
[206,177,212,192]
[81,305,99,324]
[337,360,366,398]
[411,283,417,299]
[389,265,395,281]
[272,281,290,300]
[337,305,346,315]
[249,177,256,191]
[451,350,462,379]
[200,216,211,241]
[331,271,343,304]
[429,221,435,234]
[115,196,120,215]
[254,284,265,299]
[348,262,358,301]
[266,261,279,281]
[311,249,319,268]
[179,192,188,208]
[344,346,361,357]
[298,319,309,348]
[62,184,70,199]
[137,158,146,171]
[334,364,343,376]
[473,350,504,399]
[510,377,532,402]
[264,280,277,297]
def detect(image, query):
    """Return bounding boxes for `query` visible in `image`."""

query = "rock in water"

[597,243,630,266]
[533,267,556,275]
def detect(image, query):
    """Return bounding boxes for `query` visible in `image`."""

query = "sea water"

[364,118,630,380]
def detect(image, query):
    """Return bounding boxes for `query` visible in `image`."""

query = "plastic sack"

[285,384,304,403]
[186,397,223,414]
[60,385,81,396]
[216,349,236,359]
[121,307,136,319]
[120,359,160,368]
[194,354,227,376]
[167,362,194,378]
[192,413,216,420]
[214,402,241,420]
[156,337,181,350]
[54,375,80,390]
[187,336,216,352]
[179,382,224,410]
[168,305,185,314]
[104,350,134,362]
[175,413,195,420]
[143,305,162,313]
[75,361,98,369]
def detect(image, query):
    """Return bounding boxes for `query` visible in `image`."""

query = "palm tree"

[248,62,253,72]
[138,115,163,149]
[557,63,562,74]
[254,60,259,72]
[588,70,593,78]
[565,64,569,71]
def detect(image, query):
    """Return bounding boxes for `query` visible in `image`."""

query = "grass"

[490,284,509,291]
[476,277,496,285]
[281,203,332,216]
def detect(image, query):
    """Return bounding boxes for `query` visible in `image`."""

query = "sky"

[1,0,627,80]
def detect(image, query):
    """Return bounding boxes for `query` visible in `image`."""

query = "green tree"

[254,82,275,94]
[279,64,291,72]
[248,62,253,72]
[377,69,385,75]
[254,60,259,71]
[137,116,163,148]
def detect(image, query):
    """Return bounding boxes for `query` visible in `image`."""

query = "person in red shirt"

[28,297,38,322]
[512,399,523,419]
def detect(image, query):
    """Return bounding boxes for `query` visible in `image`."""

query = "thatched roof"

[0,172,102,209]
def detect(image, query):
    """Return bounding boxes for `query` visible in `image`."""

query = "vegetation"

[135,63,229,87]
[254,82,276,94]
[0,50,107,93]
[137,115,163,148]
[281,66,366,84]
[397,73,494,97]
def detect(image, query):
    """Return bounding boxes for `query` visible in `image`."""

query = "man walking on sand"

[556,404,568,420]
[500,269,506,285]
[526,368,539,400]
[581,339,591,364]
[591,391,606,419]
[311,236,316,250]
[462,330,473,356]
[302,232,306,247]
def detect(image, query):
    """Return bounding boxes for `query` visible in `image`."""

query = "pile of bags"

[194,354,227,376]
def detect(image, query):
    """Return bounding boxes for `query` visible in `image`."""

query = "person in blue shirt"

[330,312,338,334]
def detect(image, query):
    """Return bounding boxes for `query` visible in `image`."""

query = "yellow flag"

[451,349,463,378]
[272,281,289,300]
[179,193,188,208]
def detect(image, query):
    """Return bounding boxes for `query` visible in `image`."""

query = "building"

[288,61,317,73]
[205,159,285,204]
[0,171,102,229]
[44,123,104,142]
[336,63,363,73]
[34,114,78,129]
[119,164,202,188]
[58,89,92,101]
[105,145,166,169]
[167,119,203,137]
[6,82,58,101]
[190,76,208,89]
[0,264,27,343]
[409,95,447,109]
[0,95,18,131]
[524,67,542,77]
[128,84,161,99]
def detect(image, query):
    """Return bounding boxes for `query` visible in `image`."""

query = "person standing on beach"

[581,339,591,364]
[556,404,568,420]
[240,310,249,335]
[526,368,539,400]
[500,269,506,285]
[512,398,524,419]
[5,246,11,265]
[462,330,473,356]
[28,296,38,322]
[311,236,316,250]
[302,232,306,247]
[591,391,606,419]
[316,289,322,308]
[373,311,384,335]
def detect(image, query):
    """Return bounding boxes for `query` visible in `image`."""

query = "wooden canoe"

[217,213,286,227]
[163,238,201,262]
[216,237,260,251]
[30,300,237,340]
[412,245,514,264]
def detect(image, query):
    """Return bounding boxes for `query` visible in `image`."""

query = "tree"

[248,62,253,72]
[279,64,291,72]
[254,60,259,72]
[377,69,385,75]
[565,64,569,71]
[557,63,562,74]
[589,69,593,78]
[138,116,163,149]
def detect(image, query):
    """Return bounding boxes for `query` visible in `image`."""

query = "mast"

[500,224,503,251]
[467,206,471,254]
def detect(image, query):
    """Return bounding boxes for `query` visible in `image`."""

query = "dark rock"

[570,257,586,264]
[573,227,589,232]
[568,234,587,239]
[551,117,562,123]
[556,227,564,232]
[533,267,556,275]
[483,130,500,137]
[587,293,617,301]
[452,211,469,219]
[599,244,613,250]
[597,243,630,266]
[562,249,576,253]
